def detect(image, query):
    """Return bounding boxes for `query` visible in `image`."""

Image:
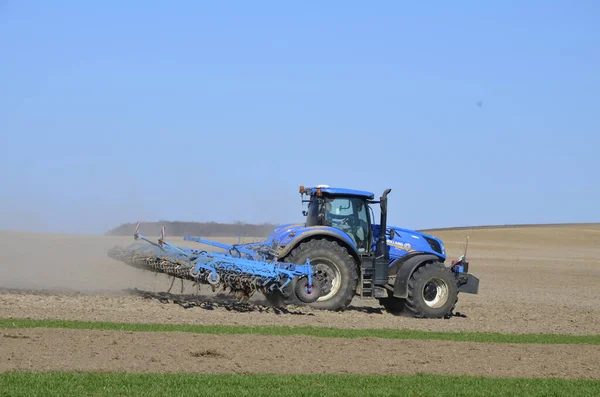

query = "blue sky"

[1,1,599,234]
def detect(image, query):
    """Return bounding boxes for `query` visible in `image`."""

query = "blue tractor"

[107,185,480,318]
[262,185,479,318]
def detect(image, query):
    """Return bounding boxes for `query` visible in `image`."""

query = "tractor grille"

[424,236,442,254]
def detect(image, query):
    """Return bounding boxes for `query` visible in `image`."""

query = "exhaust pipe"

[375,188,392,261]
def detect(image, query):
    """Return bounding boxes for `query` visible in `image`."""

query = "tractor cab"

[300,185,375,253]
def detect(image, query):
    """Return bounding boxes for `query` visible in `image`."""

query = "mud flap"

[457,274,479,294]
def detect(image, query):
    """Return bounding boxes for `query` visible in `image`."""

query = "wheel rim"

[422,277,449,308]
[311,259,341,302]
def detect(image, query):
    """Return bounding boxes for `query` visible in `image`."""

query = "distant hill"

[106,221,600,238]
[105,221,281,238]
[422,222,600,232]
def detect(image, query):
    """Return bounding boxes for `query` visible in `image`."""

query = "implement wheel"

[294,276,322,304]
[405,262,458,318]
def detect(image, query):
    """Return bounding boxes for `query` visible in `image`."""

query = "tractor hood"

[266,223,445,260]
[374,224,446,260]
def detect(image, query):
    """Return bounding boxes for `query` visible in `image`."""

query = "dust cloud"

[0,231,198,294]
[0,230,276,306]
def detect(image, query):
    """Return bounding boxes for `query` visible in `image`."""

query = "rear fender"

[391,254,443,299]
[277,230,360,263]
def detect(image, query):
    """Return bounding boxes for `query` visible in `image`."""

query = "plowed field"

[1,224,599,383]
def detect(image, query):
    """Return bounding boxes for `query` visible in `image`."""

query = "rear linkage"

[107,223,322,303]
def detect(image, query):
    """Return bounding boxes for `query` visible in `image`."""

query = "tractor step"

[360,266,373,298]
[359,257,389,299]
[359,267,386,298]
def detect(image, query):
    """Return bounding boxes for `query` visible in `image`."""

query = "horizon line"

[0,221,598,237]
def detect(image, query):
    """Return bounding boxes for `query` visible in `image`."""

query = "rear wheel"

[405,262,458,318]
[278,239,358,311]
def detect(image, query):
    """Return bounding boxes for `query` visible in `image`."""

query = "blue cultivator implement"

[107,223,321,303]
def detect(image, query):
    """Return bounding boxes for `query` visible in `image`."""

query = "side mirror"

[388,229,395,239]
[302,211,308,216]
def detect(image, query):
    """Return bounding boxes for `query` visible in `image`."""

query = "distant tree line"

[105,221,281,238]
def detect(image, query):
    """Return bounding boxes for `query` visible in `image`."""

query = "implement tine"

[167,276,176,293]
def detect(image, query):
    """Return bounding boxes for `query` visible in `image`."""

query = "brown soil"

[1,225,599,336]
[1,328,599,379]
[1,225,599,379]
[1,289,599,336]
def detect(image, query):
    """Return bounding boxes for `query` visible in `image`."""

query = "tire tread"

[405,261,458,318]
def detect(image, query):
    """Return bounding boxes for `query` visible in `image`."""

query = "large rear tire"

[282,238,358,311]
[405,262,458,318]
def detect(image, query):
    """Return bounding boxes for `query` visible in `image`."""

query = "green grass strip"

[0,373,598,397]
[1,318,599,345]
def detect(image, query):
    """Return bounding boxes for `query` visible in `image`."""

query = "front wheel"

[405,262,458,318]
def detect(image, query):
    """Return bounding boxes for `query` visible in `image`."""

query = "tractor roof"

[300,185,375,200]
